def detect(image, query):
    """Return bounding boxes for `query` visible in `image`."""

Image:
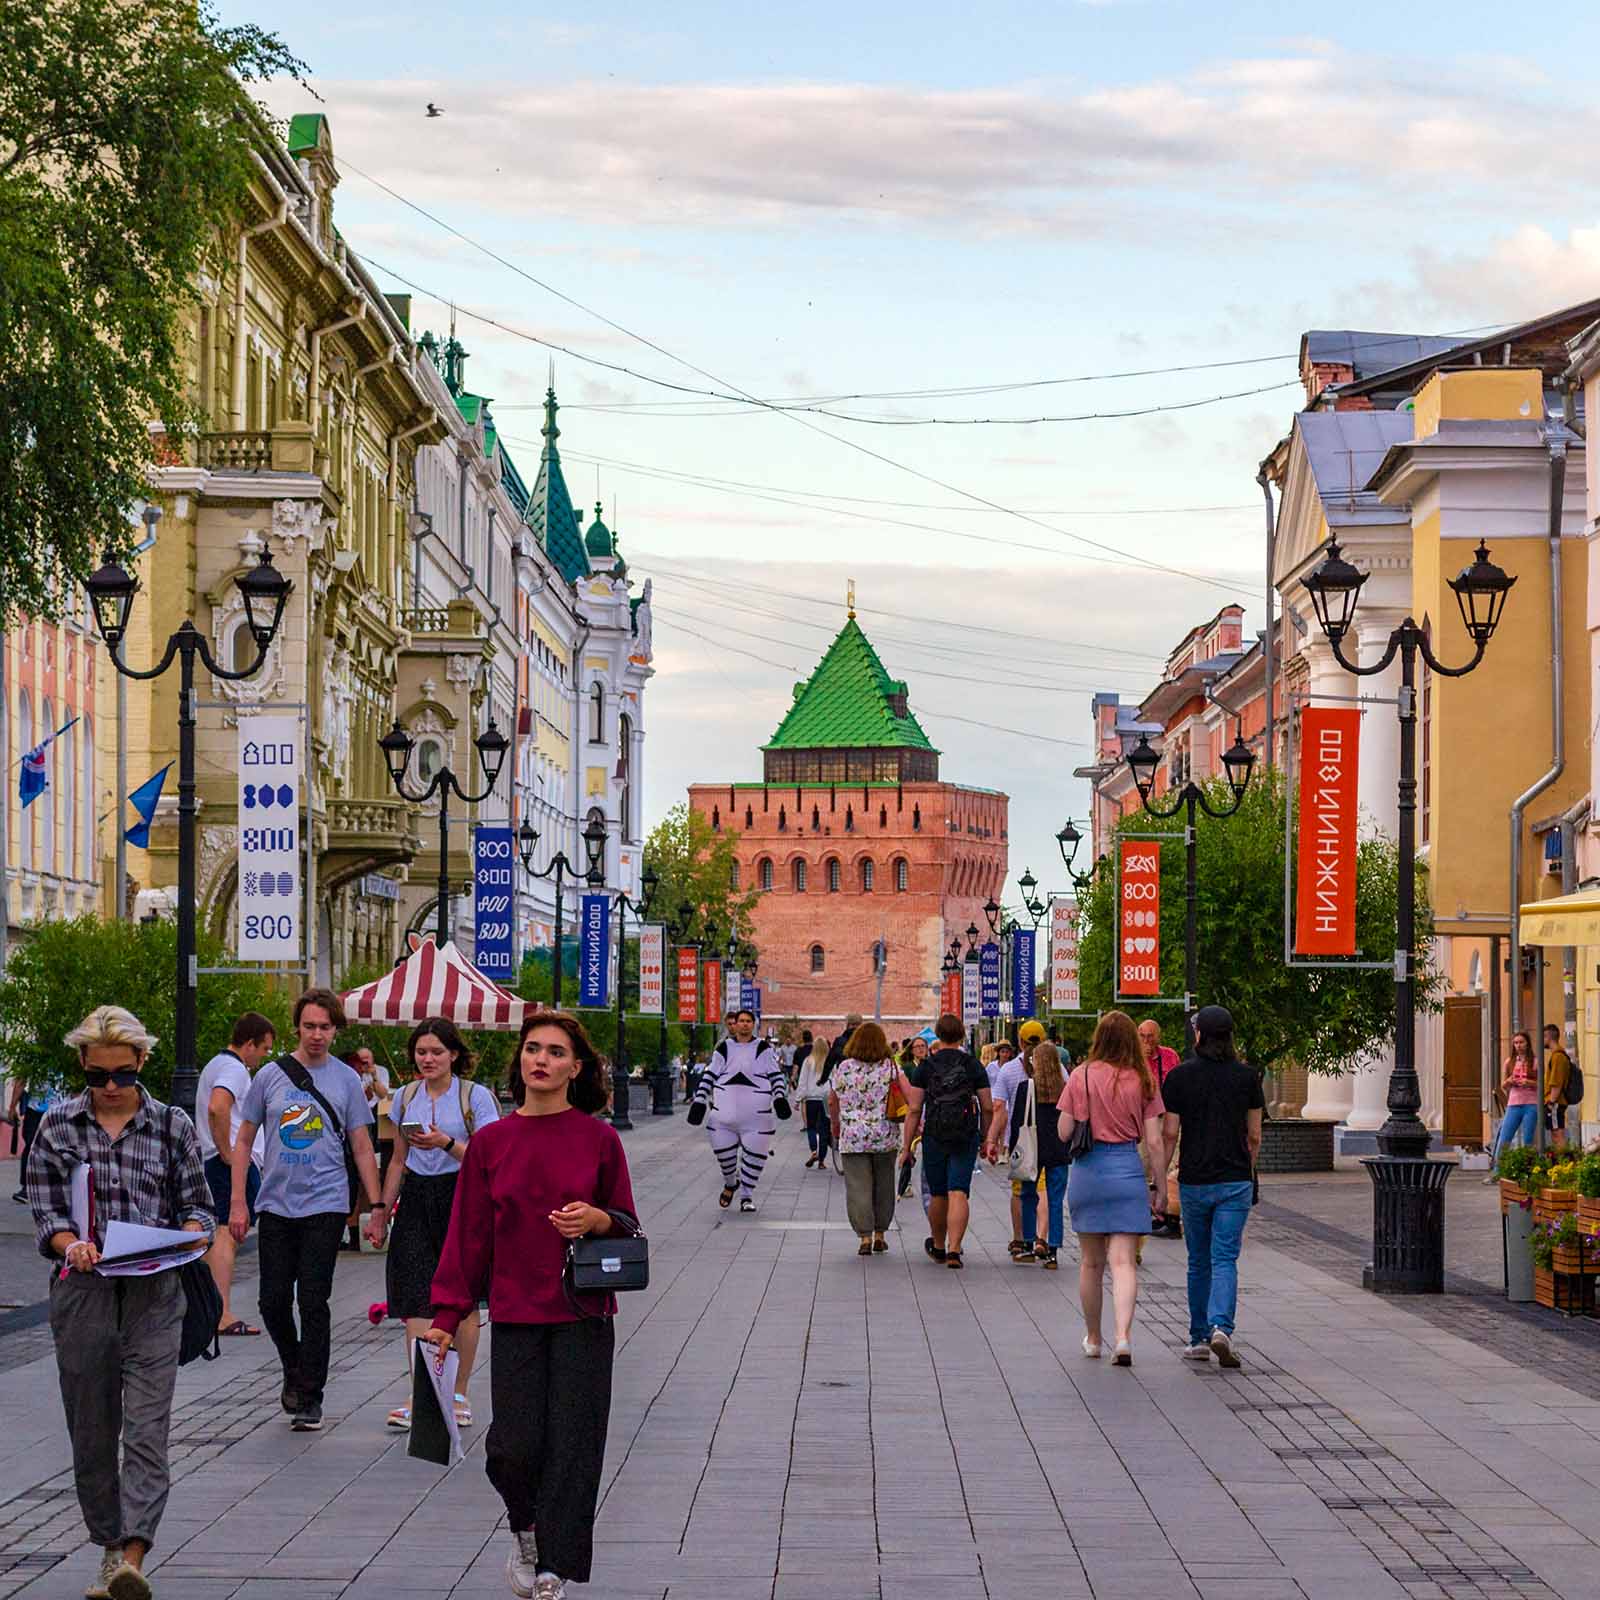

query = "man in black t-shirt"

[1159,1006,1263,1370]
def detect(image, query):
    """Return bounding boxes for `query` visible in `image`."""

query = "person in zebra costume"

[686,1008,791,1212]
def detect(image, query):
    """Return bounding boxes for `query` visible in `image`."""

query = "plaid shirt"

[27,1087,214,1260]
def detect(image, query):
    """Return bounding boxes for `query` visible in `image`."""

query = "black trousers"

[256,1210,346,1405]
[486,1319,615,1583]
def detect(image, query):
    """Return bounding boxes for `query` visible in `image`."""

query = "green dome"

[585,502,615,559]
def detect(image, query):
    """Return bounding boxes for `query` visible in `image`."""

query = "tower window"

[759,857,773,891]
[793,858,808,893]
[810,943,825,973]
[894,857,909,892]
[827,857,841,893]
[861,859,875,893]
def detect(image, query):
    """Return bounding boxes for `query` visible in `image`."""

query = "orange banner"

[1295,706,1361,955]
[1118,839,1161,996]
[676,948,700,1023]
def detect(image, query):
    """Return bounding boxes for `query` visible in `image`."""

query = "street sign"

[1049,898,1080,1010]
[638,923,664,1015]
[472,826,515,981]
[1118,840,1160,996]
[1011,928,1036,1017]
[979,942,1001,1017]
[578,893,611,1006]
[236,714,300,961]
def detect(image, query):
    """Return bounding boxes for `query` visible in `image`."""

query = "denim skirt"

[1066,1140,1151,1235]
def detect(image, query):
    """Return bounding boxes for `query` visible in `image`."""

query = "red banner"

[941,970,962,1018]
[676,948,700,1023]
[1118,839,1161,996]
[702,959,723,1024]
[1295,706,1361,955]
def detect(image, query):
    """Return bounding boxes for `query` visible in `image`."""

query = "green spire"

[524,383,589,583]
[585,501,614,559]
[764,617,936,752]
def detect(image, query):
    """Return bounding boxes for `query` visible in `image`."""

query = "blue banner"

[1011,928,1037,1018]
[472,827,516,980]
[578,892,611,1006]
[749,981,763,1019]
[979,942,1001,1017]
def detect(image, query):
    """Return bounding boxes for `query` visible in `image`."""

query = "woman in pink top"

[1489,1030,1540,1172]
[1058,1010,1165,1367]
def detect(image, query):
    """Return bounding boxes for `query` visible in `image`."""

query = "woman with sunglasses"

[26,1006,214,1600]
[423,1013,638,1600]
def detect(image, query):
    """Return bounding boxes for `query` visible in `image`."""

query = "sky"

[225,0,1600,917]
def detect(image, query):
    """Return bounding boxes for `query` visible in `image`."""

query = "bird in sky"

[426,102,444,117]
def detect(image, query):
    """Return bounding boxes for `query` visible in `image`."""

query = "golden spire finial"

[847,578,856,620]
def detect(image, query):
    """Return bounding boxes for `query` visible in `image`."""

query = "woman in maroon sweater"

[424,1014,636,1600]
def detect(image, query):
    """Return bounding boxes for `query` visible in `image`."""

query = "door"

[1442,994,1483,1146]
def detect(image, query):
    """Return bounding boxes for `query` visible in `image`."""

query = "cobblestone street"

[4,1121,1600,1600]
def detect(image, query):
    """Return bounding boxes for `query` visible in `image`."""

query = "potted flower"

[1577,1153,1600,1233]
[1532,1215,1600,1311]
[1497,1144,1539,1213]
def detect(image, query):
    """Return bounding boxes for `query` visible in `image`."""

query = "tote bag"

[1007,1079,1039,1182]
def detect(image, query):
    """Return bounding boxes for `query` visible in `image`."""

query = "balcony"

[197,420,317,474]
[325,797,422,871]
[402,598,482,641]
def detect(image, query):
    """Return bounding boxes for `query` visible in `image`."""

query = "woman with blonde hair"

[27,1006,214,1600]
[1058,1011,1164,1366]
[795,1034,833,1171]
[827,1021,908,1255]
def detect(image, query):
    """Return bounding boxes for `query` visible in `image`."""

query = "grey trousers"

[49,1270,183,1548]
[842,1151,897,1236]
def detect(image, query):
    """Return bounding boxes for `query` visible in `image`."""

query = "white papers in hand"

[95,1220,208,1277]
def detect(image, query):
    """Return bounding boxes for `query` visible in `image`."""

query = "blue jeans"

[1019,1165,1070,1248]
[1178,1181,1254,1346]
[1492,1102,1538,1163]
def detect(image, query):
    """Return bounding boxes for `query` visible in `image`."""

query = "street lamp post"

[1126,729,1257,1047]
[607,862,660,1132]
[86,550,293,1121]
[515,815,605,1009]
[1304,536,1514,1294]
[656,912,689,1117]
[1055,820,1097,897]
[379,717,510,950]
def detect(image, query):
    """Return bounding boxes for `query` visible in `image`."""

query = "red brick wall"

[689,780,1008,1029]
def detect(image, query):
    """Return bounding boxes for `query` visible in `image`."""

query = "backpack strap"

[457,1077,476,1136]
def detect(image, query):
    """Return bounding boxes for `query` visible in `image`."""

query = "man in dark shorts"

[901,1013,994,1268]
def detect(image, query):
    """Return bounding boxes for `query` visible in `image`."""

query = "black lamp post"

[1126,726,1256,1047]
[86,549,292,1122]
[607,861,660,1131]
[380,716,510,949]
[517,814,602,1009]
[1055,820,1096,896]
[1304,535,1514,1294]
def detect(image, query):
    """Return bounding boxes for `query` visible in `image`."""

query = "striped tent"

[342,935,533,1030]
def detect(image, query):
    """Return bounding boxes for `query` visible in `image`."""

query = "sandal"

[871,1235,888,1254]
[217,1319,261,1337]
[718,1187,735,1209]
[387,1406,412,1430]
[923,1237,947,1262]
[858,1238,873,1256]
[945,1250,964,1269]
[454,1393,473,1426]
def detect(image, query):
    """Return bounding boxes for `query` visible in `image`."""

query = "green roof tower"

[525,386,590,584]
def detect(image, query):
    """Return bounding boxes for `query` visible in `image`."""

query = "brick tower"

[687,603,1007,1030]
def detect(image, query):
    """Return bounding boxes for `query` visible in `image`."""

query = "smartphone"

[401,1120,427,1137]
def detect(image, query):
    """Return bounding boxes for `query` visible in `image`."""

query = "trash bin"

[1362,1156,1452,1294]
[1504,1203,1534,1302]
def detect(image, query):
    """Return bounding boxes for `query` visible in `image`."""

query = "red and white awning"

[342,935,533,1031]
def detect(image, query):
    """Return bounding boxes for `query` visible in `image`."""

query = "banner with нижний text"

[638,924,664,1015]
[676,948,699,1023]
[1050,898,1081,1010]
[237,715,301,961]
[472,827,515,981]
[1011,928,1037,1017]
[1118,840,1160,996]
[1295,706,1361,956]
[578,893,611,1007]
[703,959,723,1024]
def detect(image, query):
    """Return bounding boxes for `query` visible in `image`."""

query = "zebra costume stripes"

[692,1037,789,1207]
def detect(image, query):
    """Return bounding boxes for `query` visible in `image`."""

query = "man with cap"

[1158,1006,1263,1369]
[989,1019,1047,1261]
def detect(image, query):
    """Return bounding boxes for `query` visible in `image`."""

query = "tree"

[0,916,292,1099]
[1075,769,1440,1076]
[643,804,759,960]
[0,1,303,623]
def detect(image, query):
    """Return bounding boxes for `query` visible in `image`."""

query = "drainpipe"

[229,199,291,427]
[1257,463,1278,769]
[1509,420,1571,1148]
[308,303,366,445]
[1558,798,1589,1078]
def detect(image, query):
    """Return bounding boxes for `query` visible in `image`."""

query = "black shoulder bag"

[1063,1065,1095,1163]
[162,1106,224,1366]
[564,1209,649,1317]
[274,1054,345,1138]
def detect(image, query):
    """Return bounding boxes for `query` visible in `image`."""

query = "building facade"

[688,611,1005,1028]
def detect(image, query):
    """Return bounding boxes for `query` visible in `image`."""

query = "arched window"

[711,806,721,831]
[17,690,31,870]
[619,713,633,840]
[792,858,807,893]
[744,805,753,829]
[810,943,825,973]
[845,805,854,832]
[589,682,605,743]
[729,858,741,890]
[811,805,820,830]
[894,856,909,892]
[826,857,841,893]
[759,857,774,891]
[416,735,445,788]
[860,858,875,893]
[879,805,887,829]
[778,806,787,832]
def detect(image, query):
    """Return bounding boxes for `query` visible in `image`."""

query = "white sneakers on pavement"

[506,1531,540,1597]
[1181,1343,1211,1361]
[1209,1328,1241,1369]
[1081,1335,1101,1358]
[534,1579,567,1600]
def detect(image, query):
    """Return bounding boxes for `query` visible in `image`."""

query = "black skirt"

[386,1169,460,1320]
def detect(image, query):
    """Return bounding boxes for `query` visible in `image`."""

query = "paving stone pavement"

[3,1117,1600,1600]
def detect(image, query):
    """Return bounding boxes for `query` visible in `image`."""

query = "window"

[845,806,854,832]
[879,806,887,829]
[759,857,774,891]
[712,806,721,831]
[894,857,909,892]
[778,806,787,832]
[811,805,820,830]
[792,858,807,893]
[80,713,94,880]
[861,858,875,892]
[744,805,753,829]
[589,682,605,743]
[227,615,259,675]
[826,857,841,893]
[912,805,921,831]
[17,690,31,870]
[729,859,740,890]
[810,943,825,973]
[619,713,633,841]
[417,736,444,787]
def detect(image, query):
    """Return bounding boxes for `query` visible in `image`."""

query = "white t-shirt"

[991,1058,1029,1123]
[196,1049,266,1166]
[394,1077,501,1177]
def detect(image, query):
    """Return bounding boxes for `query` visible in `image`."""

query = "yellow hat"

[1019,1020,1046,1045]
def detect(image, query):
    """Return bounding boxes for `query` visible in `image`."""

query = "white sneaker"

[506,1531,539,1598]
[1181,1343,1212,1361]
[534,1578,567,1600]
[1081,1334,1101,1359]
[1210,1328,1241,1369]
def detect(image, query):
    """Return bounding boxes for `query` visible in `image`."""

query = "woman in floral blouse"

[827,1022,911,1256]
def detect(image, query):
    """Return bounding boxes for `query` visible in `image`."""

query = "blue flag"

[124,764,172,849]
[19,717,79,810]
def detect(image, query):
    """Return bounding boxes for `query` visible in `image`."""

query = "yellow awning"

[1519,889,1600,947]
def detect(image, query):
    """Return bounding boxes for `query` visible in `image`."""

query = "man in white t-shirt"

[988,1021,1046,1260]
[198,1011,277,1336]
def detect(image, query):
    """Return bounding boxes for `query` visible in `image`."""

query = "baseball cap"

[1019,1020,1046,1045]
[1193,1005,1234,1039]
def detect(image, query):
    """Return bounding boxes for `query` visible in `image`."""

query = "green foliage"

[1578,1152,1600,1200]
[644,804,758,960]
[1075,769,1439,1075]
[0,915,292,1098]
[1495,1142,1540,1187]
[0,1,304,623]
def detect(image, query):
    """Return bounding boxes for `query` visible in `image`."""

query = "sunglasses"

[83,1068,142,1088]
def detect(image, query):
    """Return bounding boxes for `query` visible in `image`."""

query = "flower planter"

[1533,1267,1596,1314]
[1500,1180,1529,1215]
[1578,1196,1600,1232]
[1549,1242,1600,1274]
[1533,1191,1577,1224]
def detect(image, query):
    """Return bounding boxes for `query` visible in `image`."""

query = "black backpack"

[924,1051,979,1146]
[1566,1055,1585,1108]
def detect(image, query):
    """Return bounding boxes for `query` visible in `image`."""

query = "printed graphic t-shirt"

[240,1056,373,1218]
